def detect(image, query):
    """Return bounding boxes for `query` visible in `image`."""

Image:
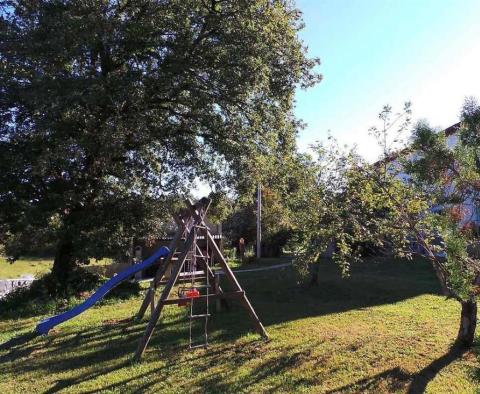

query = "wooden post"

[207,232,268,338]
[133,228,197,362]
[215,272,221,312]
[257,183,262,259]
[150,289,155,315]
[136,214,190,320]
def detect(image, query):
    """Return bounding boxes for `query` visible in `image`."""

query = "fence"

[0,278,34,298]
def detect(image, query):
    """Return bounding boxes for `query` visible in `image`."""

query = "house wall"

[385,128,480,231]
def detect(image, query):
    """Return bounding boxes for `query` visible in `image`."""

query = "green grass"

[0,253,268,279]
[0,257,53,279]
[0,257,114,279]
[1,258,479,393]
[227,255,292,269]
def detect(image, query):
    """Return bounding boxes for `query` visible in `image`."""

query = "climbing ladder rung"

[177,276,207,282]
[189,343,209,349]
[179,270,205,276]
[190,314,211,318]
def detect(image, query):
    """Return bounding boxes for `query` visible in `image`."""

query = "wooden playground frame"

[133,197,268,361]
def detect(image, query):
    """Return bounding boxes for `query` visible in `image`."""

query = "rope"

[188,226,196,347]
[188,223,210,349]
[204,227,210,346]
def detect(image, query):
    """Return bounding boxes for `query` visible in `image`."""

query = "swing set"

[133,197,268,361]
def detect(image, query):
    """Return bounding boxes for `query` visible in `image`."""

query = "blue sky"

[295,0,480,160]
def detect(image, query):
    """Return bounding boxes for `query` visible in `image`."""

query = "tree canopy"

[0,0,320,281]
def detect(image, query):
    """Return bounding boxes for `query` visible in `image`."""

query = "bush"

[106,280,141,300]
[0,285,58,318]
[223,247,237,260]
[262,229,292,257]
[0,267,140,318]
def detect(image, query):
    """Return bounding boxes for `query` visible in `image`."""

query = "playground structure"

[36,197,268,361]
[133,197,268,361]
[131,216,223,281]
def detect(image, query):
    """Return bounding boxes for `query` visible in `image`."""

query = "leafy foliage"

[0,0,320,280]
[223,151,318,256]
[290,141,430,277]
[290,100,480,345]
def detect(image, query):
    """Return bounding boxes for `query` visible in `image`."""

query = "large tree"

[0,0,320,285]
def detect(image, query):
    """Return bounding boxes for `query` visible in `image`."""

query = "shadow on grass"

[0,258,455,393]
[0,311,471,394]
[0,321,145,391]
[196,344,315,393]
[0,331,38,349]
[325,367,412,393]
[234,258,442,328]
[318,344,468,394]
[407,344,468,393]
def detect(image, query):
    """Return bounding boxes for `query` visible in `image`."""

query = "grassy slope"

[1,259,479,393]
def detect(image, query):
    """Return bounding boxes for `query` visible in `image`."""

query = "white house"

[380,122,480,232]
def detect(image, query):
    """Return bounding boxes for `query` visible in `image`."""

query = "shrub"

[0,267,140,318]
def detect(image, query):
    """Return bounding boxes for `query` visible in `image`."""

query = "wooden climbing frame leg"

[133,220,199,362]
[150,290,155,315]
[136,215,190,320]
[137,287,154,320]
[207,232,268,338]
[136,257,170,320]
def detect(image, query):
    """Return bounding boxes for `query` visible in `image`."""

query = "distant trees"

[292,100,480,348]
[223,186,293,257]
[223,152,318,257]
[0,1,320,288]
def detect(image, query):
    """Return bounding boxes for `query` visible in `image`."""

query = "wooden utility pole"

[256,183,262,259]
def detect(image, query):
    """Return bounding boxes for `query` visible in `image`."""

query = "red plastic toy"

[177,288,200,306]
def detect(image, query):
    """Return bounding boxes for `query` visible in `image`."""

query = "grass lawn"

[0,253,245,279]
[1,258,479,393]
[0,257,117,279]
[0,257,53,279]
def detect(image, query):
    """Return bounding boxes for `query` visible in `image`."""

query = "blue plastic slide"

[36,246,170,335]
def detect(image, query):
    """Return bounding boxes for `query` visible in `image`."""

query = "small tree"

[404,98,480,346]
[292,100,480,348]
[0,1,320,289]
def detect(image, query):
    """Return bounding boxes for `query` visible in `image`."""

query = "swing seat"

[177,288,200,306]
[185,289,200,298]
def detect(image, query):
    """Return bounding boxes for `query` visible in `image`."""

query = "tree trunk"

[430,263,451,296]
[456,300,477,348]
[309,263,319,286]
[52,236,76,291]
